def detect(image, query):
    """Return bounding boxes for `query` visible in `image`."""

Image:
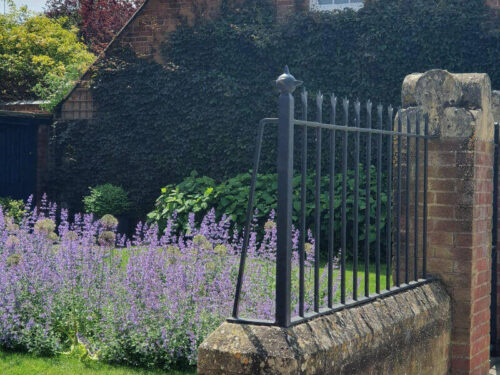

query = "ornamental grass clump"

[0,197,341,370]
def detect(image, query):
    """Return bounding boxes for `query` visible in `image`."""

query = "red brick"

[471,335,490,355]
[475,270,490,285]
[469,347,489,369]
[456,233,473,247]
[429,205,455,218]
[452,343,471,357]
[452,357,472,371]
[472,296,490,314]
[471,323,490,342]
[433,219,472,233]
[472,310,490,328]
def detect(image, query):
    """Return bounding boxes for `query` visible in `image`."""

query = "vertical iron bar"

[491,122,499,354]
[396,110,402,287]
[328,94,337,308]
[364,100,372,297]
[414,112,420,281]
[375,104,382,294]
[386,106,393,290]
[341,98,349,304]
[314,91,323,312]
[422,114,429,279]
[353,100,360,300]
[299,88,308,317]
[232,120,265,318]
[275,67,299,327]
[405,114,411,284]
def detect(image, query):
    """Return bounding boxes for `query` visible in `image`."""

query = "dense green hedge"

[50,0,499,217]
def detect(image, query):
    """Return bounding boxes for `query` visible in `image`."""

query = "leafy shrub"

[0,3,95,107]
[50,0,499,217]
[0,197,25,224]
[0,198,346,369]
[83,184,131,218]
[147,171,216,230]
[148,168,388,258]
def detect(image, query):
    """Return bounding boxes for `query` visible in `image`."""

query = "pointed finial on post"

[316,90,323,107]
[331,93,337,108]
[343,98,349,112]
[354,99,361,113]
[301,86,308,106]
[276,66,303,94]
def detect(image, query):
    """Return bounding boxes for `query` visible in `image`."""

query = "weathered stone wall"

[198,281,451,375]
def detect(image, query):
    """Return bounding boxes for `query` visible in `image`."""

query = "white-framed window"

[310,0,364,11]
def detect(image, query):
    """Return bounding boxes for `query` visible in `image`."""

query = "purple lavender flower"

[0,197,343,370]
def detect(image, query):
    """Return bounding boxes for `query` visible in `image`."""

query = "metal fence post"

[275,66,301,327]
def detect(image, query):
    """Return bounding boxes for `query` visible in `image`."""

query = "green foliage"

[51,0,499,217]
[147,172,217,230]
[148,168,387,257]
[0,197,25,224]
[82,184,131,218]
[0,3,95,107]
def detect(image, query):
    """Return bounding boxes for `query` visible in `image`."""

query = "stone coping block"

[401,69,493,140]
[493,90,500,124]
[198,281,451,375]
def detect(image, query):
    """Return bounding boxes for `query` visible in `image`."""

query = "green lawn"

[291,261,390,301]
[345,262,390,296]
[0,350,196,375]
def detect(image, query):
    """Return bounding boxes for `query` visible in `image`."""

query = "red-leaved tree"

[45,0,144,54]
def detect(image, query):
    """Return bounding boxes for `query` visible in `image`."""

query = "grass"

[291,261,389,302]
[0,350,196,375]
[345,262,390,296]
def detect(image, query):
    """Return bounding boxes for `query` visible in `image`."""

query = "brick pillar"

[401,70,495,374]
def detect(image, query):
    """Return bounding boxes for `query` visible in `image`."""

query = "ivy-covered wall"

[50,0,500,218]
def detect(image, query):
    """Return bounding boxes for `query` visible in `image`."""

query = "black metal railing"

[491,122,499,355]
[229,67,434,328]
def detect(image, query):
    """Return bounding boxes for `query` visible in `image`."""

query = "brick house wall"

[55,0,499,122]
[55,0,305,121]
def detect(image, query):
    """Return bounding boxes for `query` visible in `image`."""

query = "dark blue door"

[0,120,38,200]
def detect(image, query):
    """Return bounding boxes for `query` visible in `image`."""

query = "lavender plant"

[0,197,345,370]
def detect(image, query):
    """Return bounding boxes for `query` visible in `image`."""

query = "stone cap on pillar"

[492,90,500,124]
[401,69,494,140]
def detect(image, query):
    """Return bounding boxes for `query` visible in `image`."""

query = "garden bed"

[0,198,387,371]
